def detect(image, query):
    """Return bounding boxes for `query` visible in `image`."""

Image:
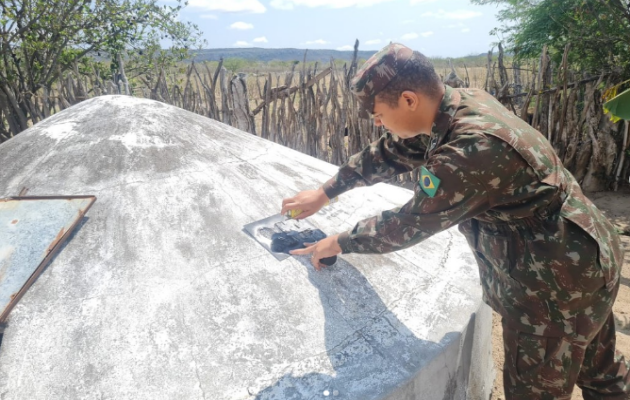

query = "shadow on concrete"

[253,254,480,400]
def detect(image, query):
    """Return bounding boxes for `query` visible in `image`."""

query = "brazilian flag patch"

[419,166,441,197]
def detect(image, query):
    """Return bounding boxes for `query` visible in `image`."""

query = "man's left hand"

[290,234,342,271]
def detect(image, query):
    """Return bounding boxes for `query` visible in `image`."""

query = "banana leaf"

[603,88,630,122]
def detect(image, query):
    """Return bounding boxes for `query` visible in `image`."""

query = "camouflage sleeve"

[322,132,430,199]
[337,134,495,254]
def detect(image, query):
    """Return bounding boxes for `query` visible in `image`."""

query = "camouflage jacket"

[323,85,624,336]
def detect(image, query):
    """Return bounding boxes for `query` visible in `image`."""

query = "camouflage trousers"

[501,311,630,400]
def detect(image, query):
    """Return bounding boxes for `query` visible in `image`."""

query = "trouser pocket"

[502,321,577,399]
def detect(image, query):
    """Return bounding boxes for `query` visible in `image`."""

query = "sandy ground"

[489,188,630,400]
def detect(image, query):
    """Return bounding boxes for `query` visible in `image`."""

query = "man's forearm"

[322,176,354,199]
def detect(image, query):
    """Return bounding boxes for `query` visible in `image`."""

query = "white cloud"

[410,0,437,3]
[304,39,328,45]
[201,14,218,19]
[253,36,268,43]
[188,0,266,13]
[421,9,482,20]
[230,21,254,30]
[337,45,354,51]
[270,0,294,9]
[234,41,250,47]
[365,39,382,45]
[401,32,419,40]
[461,28,470,33]
[270,0,394,10]
[420,31,433,37]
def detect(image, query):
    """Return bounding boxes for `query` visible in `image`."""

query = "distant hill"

[189,48,493,68]
[190,48,376,63]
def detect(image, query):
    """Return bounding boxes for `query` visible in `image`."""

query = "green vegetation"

[222,58,252,74]
[471,0,630,74]
[0,0,203,135]
[190,48,375,64]
[431,54,491,69]
[604,80,630,122]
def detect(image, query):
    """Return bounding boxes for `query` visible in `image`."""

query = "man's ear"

[401,90,419,111]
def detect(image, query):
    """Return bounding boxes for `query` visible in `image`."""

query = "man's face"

[371,92,425,139]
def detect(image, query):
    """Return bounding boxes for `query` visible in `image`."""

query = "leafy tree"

[471,0,630,73]
[0,0,204,138]
[222,58,250,74]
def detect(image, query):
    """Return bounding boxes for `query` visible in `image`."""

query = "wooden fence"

[1,42,629,191]
[489,44,629,192]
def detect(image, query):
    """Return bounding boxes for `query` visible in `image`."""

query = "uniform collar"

[426,85,461,159]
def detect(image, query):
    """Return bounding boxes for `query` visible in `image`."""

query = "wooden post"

[219,67,232,125]
[531,46,548,130]
[561,88,579,169]
[512,62,523,108]
[346,39,359,87]
[496,42,514,111]
[613,120,629,191]
[261,77,270,139]
[201,62,219,119]
[556,44,571,154]
[182,62,194,110]
[230,73,256,135]
[270,74,279,143]
[540,49,552,139]
[576,73,606,190]
[329,62,347,165]
[484,49,493,93]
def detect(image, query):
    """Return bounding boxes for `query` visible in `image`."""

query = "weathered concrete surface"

[0,96,493,400]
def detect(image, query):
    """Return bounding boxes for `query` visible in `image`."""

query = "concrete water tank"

[0,96,493,399]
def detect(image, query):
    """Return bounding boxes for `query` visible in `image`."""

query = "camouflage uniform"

[322,43,630,399]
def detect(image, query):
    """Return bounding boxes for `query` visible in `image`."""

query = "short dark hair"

[376,51,442,107]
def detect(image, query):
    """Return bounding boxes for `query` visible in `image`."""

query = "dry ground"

[489,188,630,400]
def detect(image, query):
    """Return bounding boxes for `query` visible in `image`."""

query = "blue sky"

[176,0,504,58]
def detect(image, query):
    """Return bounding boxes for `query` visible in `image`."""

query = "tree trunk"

[0,85,29,136]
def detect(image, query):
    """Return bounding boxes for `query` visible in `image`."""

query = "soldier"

[281,43,630,399]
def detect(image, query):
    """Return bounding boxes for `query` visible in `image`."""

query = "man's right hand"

[281,187,330,220]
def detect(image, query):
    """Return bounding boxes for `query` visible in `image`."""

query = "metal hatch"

[0,196,96,325]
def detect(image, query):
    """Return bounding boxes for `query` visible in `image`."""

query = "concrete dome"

[0,96,493,399]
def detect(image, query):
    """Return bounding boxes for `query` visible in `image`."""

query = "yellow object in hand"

[284,197,338,219]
